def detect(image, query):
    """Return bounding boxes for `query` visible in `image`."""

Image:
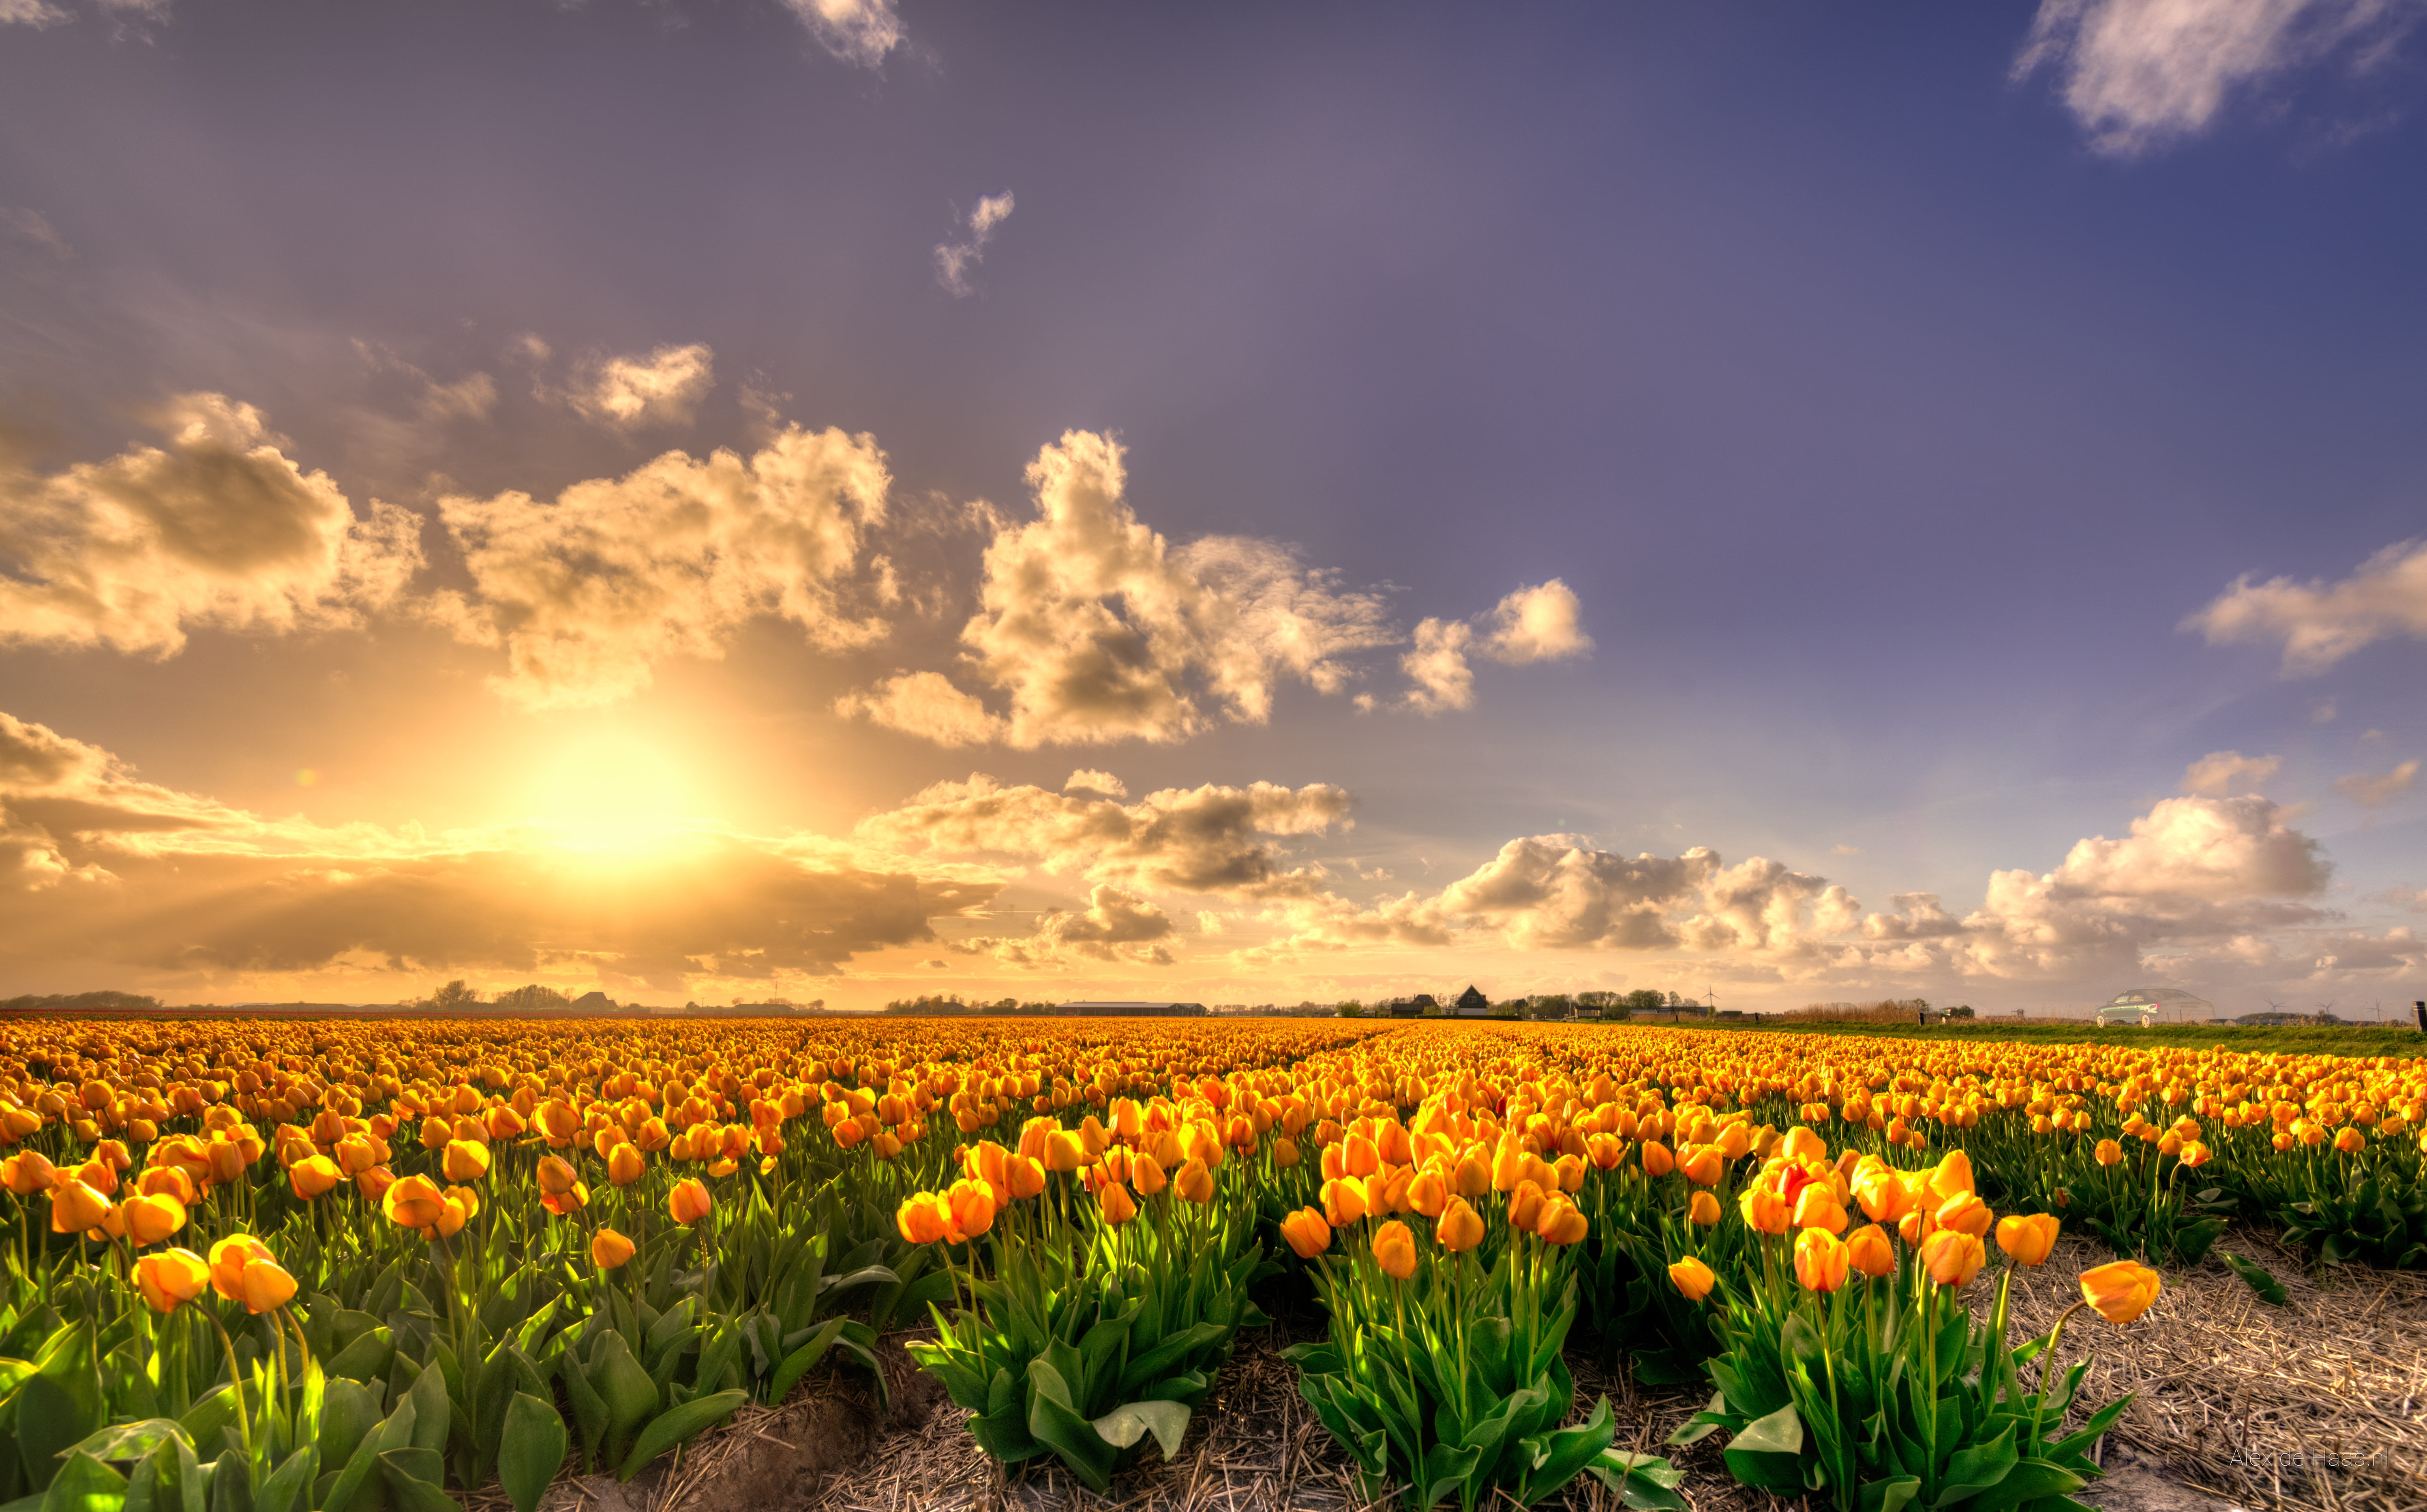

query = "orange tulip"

[897,1193,950,1245]
[441,1139,491,1183]
[1640,1139,1675,1178]
[1373,1219,1418,1279]
[948,1178,996,1239]
[289,1155,343,1201]
[1281,1206,1332,1259]
[1995,1213,2059,1268]
[2093,1139,2123,1168]
[49,1180,111,1235]
[536,1155,578,1196]
[1536,1195,1588,1246]
[1688,1191,1721,1226]
[591,1227,637,1269]
[1507,1179,1546,1234]
[134,1248,211,1313]
[1680,1144,1724,1186]
[434,1186,478,1239]
[1175,1157,1215,1204]
[123,1192,186,1246]
[2,1150,55,1195]
[1321,1176,1367,1227]
[1007,1156,1047,1201]
[1791,1186,1849,1234]
[1919,1229,1985,1288]
[667,1178,712,1225]
[1845,1223,1896,1278]
[1132,1152,1168,1197]
[385,1173,446,1231]
[1934,1192,1993,1239]
[2079,1260,2161,1325]
[1794,1228,1849,1292]
[1098,1182,1138,1226]
[1739,1184,1790,1235]
[606,1143,645,1186]
[1853,1165,1911,1224]
[1668,1255,1718,1302]
[1435,1195,1485,1253]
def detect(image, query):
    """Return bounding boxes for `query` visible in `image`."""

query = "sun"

[516,730,705,852]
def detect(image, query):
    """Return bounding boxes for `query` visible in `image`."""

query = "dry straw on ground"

[514,1229,2424,1512]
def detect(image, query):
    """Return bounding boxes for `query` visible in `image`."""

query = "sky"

[3,0,2427,1015]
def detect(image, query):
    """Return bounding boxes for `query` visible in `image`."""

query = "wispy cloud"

[2014,0,2427,156]
[934,192,1015,298]
[0,207,70,259]
[2182,749,2280,795]
[2335,758,2418,807]
[562,343,715,430]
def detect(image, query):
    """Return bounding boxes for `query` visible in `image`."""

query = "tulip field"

[0,1017,2421,1512]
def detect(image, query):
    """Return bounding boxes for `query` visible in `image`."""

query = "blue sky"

[3,0,2425,1013]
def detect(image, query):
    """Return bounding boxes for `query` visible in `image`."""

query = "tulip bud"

[1435,1196,1484,1253]
[667,1178,712,1225]
[135,1248,211,1313]
[1373,1219,1418,1279]
[1688,1191,1721,1227]
[1794,1228,1849,1293]
[1919,1229,1985,1288]
[1845,1223,1896,1278]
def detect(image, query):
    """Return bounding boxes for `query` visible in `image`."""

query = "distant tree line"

[0,990,163,1013]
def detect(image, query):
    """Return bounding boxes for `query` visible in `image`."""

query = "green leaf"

[1091,1401,1189,1462]
[587,1333,658,1466]
[497,1394,566,1512]
[17,1368,104,1493]
[614,1391,746,1483]
[765,1319,844,1406]
[403,1366,450,1458]
[66,1423,188,1467]
[1416,1441,1483,1510]
[1963,1458,2086,1512]
[318,1384,416,1512]
[2222,1253,2288,1306]
[1859,1473,1924,1512]
[1729,1403,1803,1455]
[1930,1424,2017,1508]
[250,1448,316,1512]
[37,1452,124,1512]
[1023,1360,1115,1493]
[373,1451,456,1512]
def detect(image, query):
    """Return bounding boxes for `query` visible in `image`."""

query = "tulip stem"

[208,1307,259,1492]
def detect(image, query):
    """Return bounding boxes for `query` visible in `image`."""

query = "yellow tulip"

[606,1143,645,1186]
[123,1192,186,1246]
[1175,1157,1215,1204]
[442,1139,491,1183]
[289,1155,344,1201]
[1536,1195,1588,1246]
[1321,1176,1367,1227]
[1435,1196,1485,1253]
[49,1179,110,1235]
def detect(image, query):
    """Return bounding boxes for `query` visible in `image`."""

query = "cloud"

[843,431,1397,747]
[2013,0,2427,156]
[2335,758,2418,807]
[2181,749,2280,795]
[0,207,70,259]
[2313,698,2339,722]
[1064,769,1127,797]
[0,0,69,25]
[355,341,496,423]
[565,343,715,429]
[1401,619,1475,713]
[834,672,1006,746]
[780,0,904,69]
[2186,538,2427,674]
[430,423,891,709]
[953,884,1176,966]
[858,773,1352,900]
[935,192,1015,298]
[1401,579,1591,712]
[0,708,996,990]
[0,394,423,657]
[1481,579,1592,664]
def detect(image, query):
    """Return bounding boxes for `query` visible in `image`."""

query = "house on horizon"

[1454,985,1490,1017]
[1387,994,1438,1018]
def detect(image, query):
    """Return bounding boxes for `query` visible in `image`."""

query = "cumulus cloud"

[858,773,1352,900]
[564,343,715,429]
[2181,749,2280,795]
[780,0,904,69]
[953,883,1175,966]
[0,394,423,657]
[2335,758,2418,807]
[935,192,1015,298]
[1401,579,1591,713]
[2013,0,2427,156]
[1064,769,1127,797]
[842,431,1397,747]
[2186,538,2427,674]
[1481,579,1592,663]
[0,708,996,990]
[430,424,891,709]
